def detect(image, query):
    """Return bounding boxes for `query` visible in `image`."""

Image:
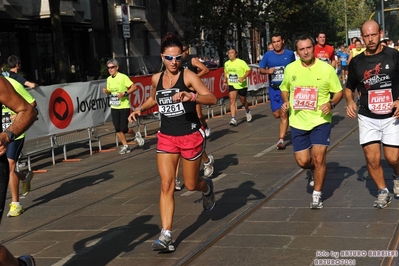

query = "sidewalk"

[1,101,398,266]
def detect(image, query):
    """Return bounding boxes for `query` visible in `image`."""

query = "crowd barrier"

[16,66,269,171]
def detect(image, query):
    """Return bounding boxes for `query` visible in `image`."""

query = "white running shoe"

[152,230,175,252]
[134,132,145,147]
[246,111,252,122]
[229,118,237,126]
[175,177,182,191]
[310,193,323,209]
[118,145,131,155]
[205,127,211,137]
[203,155,214,177]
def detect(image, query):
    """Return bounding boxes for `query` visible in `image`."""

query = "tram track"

[1,107,372,266]
[177,124,360,266]
[0,117,281,247]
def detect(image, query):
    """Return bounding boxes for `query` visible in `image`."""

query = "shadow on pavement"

[27,170,114,210]
[64,215,158,266]
[173,180,265,248]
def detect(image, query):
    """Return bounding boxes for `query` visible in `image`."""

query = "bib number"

[2,112,11,130]
[228,74,239,83]
[368,89,393,115]
[110,95,120,106]
[156,88,186,117]
[293,87,318,111]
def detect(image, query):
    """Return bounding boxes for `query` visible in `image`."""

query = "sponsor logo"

[49,88,74,129]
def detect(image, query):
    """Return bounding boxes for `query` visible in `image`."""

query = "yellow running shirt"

[280,59,342,131]
[2,77,36,140]
[351,48,365,58]
[106,72,133,109]
[224,58,250,89]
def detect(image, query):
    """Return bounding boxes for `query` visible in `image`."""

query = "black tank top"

[181,55,197,74]
[156,70,201,136]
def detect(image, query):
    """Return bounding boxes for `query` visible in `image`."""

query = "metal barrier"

[18,135,56,171]
[138,112,161,137]
[17,89,268,170]
[53,128,93,161]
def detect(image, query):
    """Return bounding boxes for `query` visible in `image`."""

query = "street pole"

[125,38,130,75]
[382,0,385,38]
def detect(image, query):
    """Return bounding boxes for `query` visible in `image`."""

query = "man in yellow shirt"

[280,35,343,209]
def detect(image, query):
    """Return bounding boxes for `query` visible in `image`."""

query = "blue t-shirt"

[259,49,295,88]
[337,51,349,66]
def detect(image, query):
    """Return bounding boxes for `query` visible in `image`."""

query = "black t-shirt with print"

[347,47,399,119]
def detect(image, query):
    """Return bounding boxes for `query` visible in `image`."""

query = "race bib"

[368,89,393,115]
[156,88,185,117]
[2,112,12,131]
[293,87,318,111]
[109,95,120,106]
[228,74,239,83]
[271,66,285,84]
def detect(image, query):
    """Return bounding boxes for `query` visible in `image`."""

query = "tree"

[182,0,376,62]
[49,0,69,83]
[183,0,268,64]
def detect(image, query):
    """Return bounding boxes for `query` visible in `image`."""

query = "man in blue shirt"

[259,33,296,149]
[337,45,349,85]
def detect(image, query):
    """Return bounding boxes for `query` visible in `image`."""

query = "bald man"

[345,20,399,209]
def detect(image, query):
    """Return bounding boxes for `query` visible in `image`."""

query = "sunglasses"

[108,66,117,69]
[163,54,183,61]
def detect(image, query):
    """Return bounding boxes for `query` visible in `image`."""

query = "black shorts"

[111,108,130,133]
[228,86,248,97]
[341,65,348,71]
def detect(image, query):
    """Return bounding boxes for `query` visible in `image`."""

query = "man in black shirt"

[345,20,399,209]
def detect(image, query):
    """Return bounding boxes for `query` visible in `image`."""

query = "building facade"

[0,0,188,85]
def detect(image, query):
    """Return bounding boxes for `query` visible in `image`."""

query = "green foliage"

[182,0,377,56]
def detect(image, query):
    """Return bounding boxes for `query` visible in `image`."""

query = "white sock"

[312,190,321,196]
[11,202,20,205]
[162,229,171,237]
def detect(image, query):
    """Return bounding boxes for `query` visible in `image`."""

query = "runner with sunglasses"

[128,33,217,252]
[102,59,144,154]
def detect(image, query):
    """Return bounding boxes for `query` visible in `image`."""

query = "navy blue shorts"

[290,123,331,152]
[6,138,24,161]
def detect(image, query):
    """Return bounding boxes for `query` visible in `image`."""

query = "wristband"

[124,91,129,97]
[190,92,197,102]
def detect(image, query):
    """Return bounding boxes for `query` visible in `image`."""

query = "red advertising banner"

[201,68,228,99]
[129,66,267,115]
[130,74,158,115]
